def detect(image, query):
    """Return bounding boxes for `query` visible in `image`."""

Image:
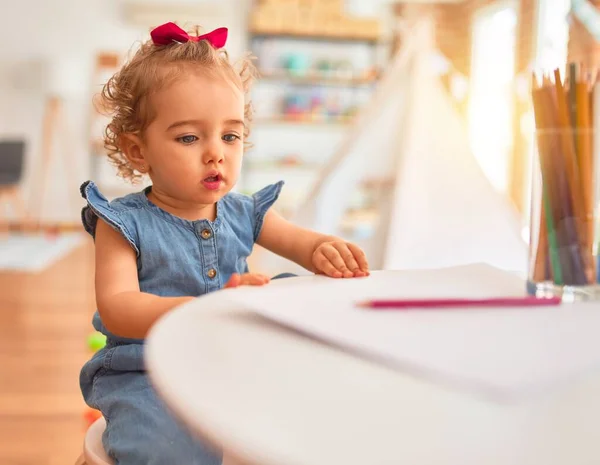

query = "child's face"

[140,72,245,205]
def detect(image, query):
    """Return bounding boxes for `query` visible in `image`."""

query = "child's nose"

[202,138,224,164]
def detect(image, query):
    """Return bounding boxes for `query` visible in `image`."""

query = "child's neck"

[147,188,217,222]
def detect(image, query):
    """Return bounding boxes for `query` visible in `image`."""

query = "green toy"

[87,331,107,352]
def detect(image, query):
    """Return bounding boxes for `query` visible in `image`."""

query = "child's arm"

[94,219,194,339]
[95,219,269,338]
[256,209,370,278]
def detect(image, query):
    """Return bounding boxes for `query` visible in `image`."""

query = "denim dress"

[79,179,284,465]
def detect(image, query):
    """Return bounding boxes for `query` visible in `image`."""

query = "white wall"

[0,0,386,223]
[0,0,140,221]
[0,0,248,222]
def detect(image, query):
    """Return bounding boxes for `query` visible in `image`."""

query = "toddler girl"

[80,22,370,465]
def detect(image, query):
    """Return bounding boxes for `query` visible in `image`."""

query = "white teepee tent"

[253,18,528,276]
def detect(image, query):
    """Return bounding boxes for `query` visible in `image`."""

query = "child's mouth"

[202,173,222,190]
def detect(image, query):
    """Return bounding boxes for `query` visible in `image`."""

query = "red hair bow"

[150,22,228,48]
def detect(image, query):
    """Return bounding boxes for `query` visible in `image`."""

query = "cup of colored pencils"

[528,64,600,299]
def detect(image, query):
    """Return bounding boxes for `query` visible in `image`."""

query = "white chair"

[74,417,114,465]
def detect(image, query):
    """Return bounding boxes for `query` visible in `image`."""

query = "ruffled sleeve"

[80,181,140,256]
[252,181,284,242]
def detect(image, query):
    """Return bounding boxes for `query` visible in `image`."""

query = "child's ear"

[120,133,148,173]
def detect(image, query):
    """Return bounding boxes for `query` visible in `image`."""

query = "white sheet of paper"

[224,264,600,397]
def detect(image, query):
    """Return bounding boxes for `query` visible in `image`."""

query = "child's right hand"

[224,273,271,289]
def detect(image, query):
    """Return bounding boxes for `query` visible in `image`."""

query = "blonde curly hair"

[98,25,257,183]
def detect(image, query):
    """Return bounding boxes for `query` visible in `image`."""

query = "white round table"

[145,272,600,465]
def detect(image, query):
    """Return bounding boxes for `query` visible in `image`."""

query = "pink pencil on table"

[357,296,562,309]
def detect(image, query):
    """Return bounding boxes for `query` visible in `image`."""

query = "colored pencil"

[357,296,562,309]
[529,67,597,286]
[531,74,563,284]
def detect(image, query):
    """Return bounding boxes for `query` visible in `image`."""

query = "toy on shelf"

[309,94,326,120]
[363,67,380,80]
[266,56,371,83]
[283,53,310,76]
[278,87,359,123]
[324,94,342,119]
[342,104,360,121]
[315,59,333,77]
[280,154,303,166]
[282,94,308,120]
[333,60,354,79]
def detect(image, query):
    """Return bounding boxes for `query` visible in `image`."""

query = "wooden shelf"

[360,177,395,189]
[245,162,321,171]
[258,69,379,87]
[255,116,354,126]
[250,31,382,44]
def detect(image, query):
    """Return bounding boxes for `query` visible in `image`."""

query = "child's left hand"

[312,240,370,278]
[224,273,271,289]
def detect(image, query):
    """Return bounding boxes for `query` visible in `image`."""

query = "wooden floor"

[0,238,97,465]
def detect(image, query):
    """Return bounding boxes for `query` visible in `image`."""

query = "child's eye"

[223,134,240,143]
[177,135,198,144]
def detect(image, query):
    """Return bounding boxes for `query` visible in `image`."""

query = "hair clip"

[150,22,228,48]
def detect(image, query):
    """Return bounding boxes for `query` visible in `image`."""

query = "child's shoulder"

[222,181,285,211]
[221,181,284,241]
[79,180,147,254]
[80,180,146,215]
